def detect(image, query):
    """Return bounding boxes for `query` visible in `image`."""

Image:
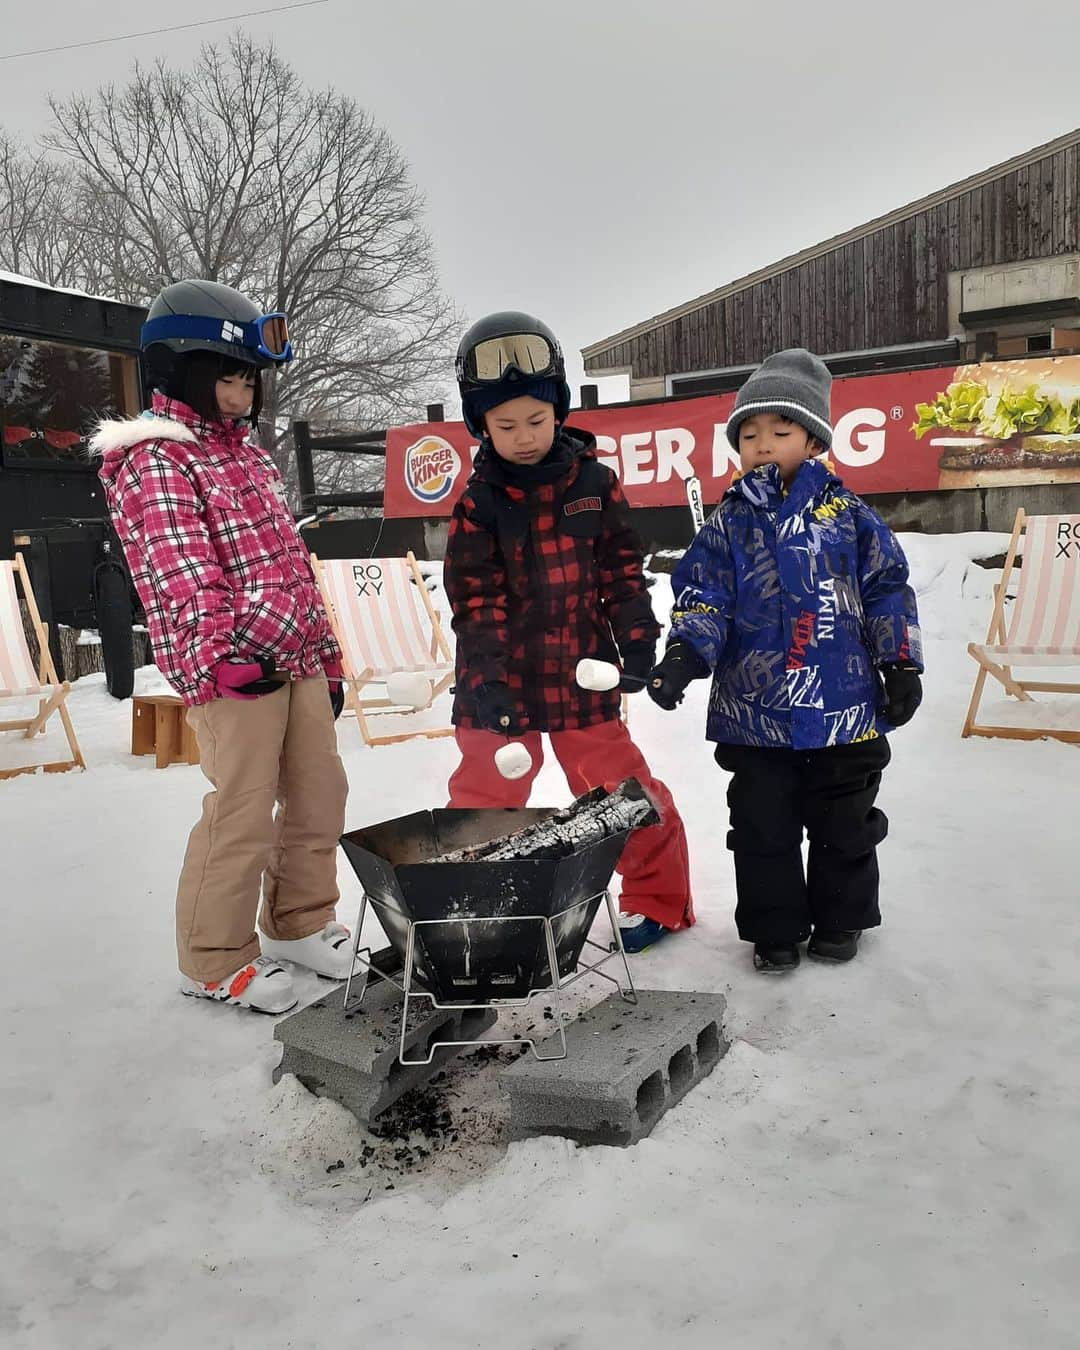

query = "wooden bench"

[131,694,199,769]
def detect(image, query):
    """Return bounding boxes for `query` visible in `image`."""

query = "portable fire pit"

[339,780,658,1065]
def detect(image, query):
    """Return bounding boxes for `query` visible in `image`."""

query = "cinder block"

[273,976,497,1127]
[499,989,728,1147]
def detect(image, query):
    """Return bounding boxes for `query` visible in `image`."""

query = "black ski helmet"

[140,280,292,390]
[455,311,571,437]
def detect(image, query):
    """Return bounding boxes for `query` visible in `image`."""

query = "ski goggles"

[459,331,560,384]
[140,311,294,363]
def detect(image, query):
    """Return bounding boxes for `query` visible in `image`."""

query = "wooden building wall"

[590,141,1080,380]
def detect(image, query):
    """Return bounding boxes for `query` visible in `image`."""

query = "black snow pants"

[713,737,892,945]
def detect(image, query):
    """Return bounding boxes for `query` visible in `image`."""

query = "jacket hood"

[92,394,250,489]
[90,413,198,458]
[91,413,198,490]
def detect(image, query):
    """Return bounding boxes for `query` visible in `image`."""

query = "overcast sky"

[2,0,1080,411]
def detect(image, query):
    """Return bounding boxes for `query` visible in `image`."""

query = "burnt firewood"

[437,779,659,864]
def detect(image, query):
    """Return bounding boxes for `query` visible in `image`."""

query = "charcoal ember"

[437,779,658,864]
[371,1083,450,1144]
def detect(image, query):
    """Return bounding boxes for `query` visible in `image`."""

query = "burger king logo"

[405,435,462,503]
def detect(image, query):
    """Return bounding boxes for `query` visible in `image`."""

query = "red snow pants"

[446,718,694,931]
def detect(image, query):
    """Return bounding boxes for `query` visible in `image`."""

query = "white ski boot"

[180,955,298,1013]
[259,922,362,981]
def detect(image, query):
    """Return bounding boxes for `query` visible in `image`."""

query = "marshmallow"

[385,671,433,709]
[575,658,621,693]
[495,741,533,780]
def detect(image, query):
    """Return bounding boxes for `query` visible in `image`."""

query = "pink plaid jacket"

[93,395,339,705]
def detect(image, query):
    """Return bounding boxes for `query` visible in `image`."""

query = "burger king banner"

[384,356,1080,517]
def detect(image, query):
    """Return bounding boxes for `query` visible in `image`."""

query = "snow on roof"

[0,269,140,309]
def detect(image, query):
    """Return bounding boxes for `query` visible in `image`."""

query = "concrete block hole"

[668,1044,694,1096]
[425,1022,449,1060]
[636,1069,664,1122]
[459,1010,493,1040]
[696,1021,721,1069]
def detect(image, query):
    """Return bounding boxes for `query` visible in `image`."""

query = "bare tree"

[0,134,88,288]
[33,32,454,492]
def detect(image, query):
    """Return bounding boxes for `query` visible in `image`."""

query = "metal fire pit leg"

[384,894,640,1067]
[534,916,569,1061]
[556,892,638,1004]
[396,923,421,1069]
[342,893,371,1013]
[395,915,571,1066]
[602,889,638,1005]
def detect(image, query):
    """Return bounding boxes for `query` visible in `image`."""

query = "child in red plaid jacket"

[94,281,357,1013]
[444,313,693,953]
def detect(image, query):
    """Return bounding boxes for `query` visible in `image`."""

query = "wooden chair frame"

[313,550,455,747]
[962,509,1080,745]
[0,553,86,779]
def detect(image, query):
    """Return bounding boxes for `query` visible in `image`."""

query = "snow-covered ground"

[3,534,1078,1350]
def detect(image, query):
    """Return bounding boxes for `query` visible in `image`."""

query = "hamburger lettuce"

[912,358,1080,487]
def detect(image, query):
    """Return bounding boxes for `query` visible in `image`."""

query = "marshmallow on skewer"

[575,658,621,692]
[495,741,533,780]
[385,671,433,709]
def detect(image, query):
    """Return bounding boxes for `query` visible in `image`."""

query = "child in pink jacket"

[93,280,355,1013]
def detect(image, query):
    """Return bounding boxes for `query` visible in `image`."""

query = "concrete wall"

[866,482,1080,535]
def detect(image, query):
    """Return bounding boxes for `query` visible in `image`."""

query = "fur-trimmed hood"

[93,412,199,496]
[92,394,254,494]
[90,414,198,459]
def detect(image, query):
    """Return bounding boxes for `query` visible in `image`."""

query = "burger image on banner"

[404,434,462,505]
[913,356,1080,488]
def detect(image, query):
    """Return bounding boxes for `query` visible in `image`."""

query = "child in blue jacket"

[647,348,923,973]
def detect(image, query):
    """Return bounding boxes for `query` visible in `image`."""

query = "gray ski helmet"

[140,280,291,371]
[455,311,571,437]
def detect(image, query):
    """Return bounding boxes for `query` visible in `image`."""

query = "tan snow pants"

[176,677,348,983]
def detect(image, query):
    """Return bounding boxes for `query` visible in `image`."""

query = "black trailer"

[0,274,147,694]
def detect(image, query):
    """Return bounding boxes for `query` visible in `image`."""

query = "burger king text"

[591,408,894,486]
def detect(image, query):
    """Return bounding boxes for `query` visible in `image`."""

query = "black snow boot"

[753,943,801,974]
[807,930,861,963]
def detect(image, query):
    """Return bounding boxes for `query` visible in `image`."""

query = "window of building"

[0,335,139,469]
[996,332,1053,357]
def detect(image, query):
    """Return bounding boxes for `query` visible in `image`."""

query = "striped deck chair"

[963,509,1080,744]
[313,551,454,747]
[0,553,86,779]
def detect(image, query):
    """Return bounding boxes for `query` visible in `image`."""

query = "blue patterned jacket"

[668,458,923,749]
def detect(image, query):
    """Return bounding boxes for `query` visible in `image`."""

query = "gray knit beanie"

[725,348,833,450]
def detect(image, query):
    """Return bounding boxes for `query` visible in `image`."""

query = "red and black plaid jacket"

[445,428,660,731]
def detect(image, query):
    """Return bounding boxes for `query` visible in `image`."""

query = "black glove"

[618,643,656,693]
[474,682,526,736]
[646,642,710,711]
[880,663,922,727]
[328,680,345,721]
